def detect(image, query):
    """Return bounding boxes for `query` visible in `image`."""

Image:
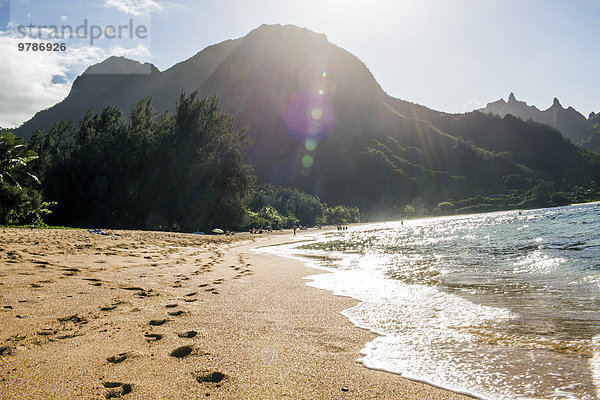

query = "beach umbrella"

[211,228,224,234]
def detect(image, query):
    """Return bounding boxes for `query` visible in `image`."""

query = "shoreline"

[257,233,486,400]
[0,227,472,399]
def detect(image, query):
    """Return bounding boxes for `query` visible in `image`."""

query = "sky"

[1,0,599,128]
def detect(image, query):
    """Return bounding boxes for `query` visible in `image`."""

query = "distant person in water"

[293,226,297,235]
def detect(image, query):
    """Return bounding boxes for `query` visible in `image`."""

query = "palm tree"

[0,131,39,188]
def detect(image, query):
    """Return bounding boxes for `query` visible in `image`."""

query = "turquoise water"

[266,203,600,399]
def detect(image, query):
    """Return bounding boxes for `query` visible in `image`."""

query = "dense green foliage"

[245,184,359,229]
[0,130,48,225]
[323,205,360,225]
[29,93,255,231]
[397,181,600,218]
[248,184,322,228]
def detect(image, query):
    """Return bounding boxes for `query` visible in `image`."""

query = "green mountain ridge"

[14,24,600,218]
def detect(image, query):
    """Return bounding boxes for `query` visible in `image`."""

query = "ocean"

[263,203,600,400]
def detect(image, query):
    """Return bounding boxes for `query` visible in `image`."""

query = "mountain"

[479,92,600,151]
[16,24,600,217]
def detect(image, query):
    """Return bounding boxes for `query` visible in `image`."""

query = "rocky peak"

[552,97,562,108]
[83,56,156,75]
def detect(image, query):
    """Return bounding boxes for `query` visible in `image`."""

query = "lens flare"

[311,107,323,120]
[302,154,314,168]
[305,139,318,151]
[284,89,335,142]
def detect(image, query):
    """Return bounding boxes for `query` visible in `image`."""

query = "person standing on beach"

[293,226,297,235]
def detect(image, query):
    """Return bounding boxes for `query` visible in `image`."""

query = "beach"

[0,227,471,399]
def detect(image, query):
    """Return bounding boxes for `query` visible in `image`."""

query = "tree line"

[4,92,598,228]
[1,93,360,230]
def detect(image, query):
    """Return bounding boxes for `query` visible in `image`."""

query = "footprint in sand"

[103,382,132,398]
[165,304,178,309]
[63,268,80,276]
[170,345,193,358]
[103,382,124,388]
[135,289,156,298]
[57,333,80,340]
[58,314,87,324]
[168,310,185,317]
[33,260,50,267]
[144,333,163,342]
[193,371,227,384]
[119,286,144,292]
[177,331,197,338]
[107,353,128,364]
[0,345,14,356]
[85,278,102,287]
[149,319,167,326]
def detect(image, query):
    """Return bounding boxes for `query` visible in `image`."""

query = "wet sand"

[0,227,472,399]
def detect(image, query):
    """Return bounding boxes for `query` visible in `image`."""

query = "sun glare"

[320,0,418,26]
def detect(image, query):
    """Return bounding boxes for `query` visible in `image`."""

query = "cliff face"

[479,93,595,146]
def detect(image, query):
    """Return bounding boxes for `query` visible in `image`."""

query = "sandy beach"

[0,227,472,399]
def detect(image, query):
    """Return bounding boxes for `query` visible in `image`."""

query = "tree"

[162,92,255,231]
[29,94,254,231]
[0,131,44,225]
[0,131,39,188]
[433,201,455,216]
[249,184,324,227]
[324,205,359,225]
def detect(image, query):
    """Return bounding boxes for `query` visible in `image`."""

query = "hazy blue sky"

[1,0,599,127]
